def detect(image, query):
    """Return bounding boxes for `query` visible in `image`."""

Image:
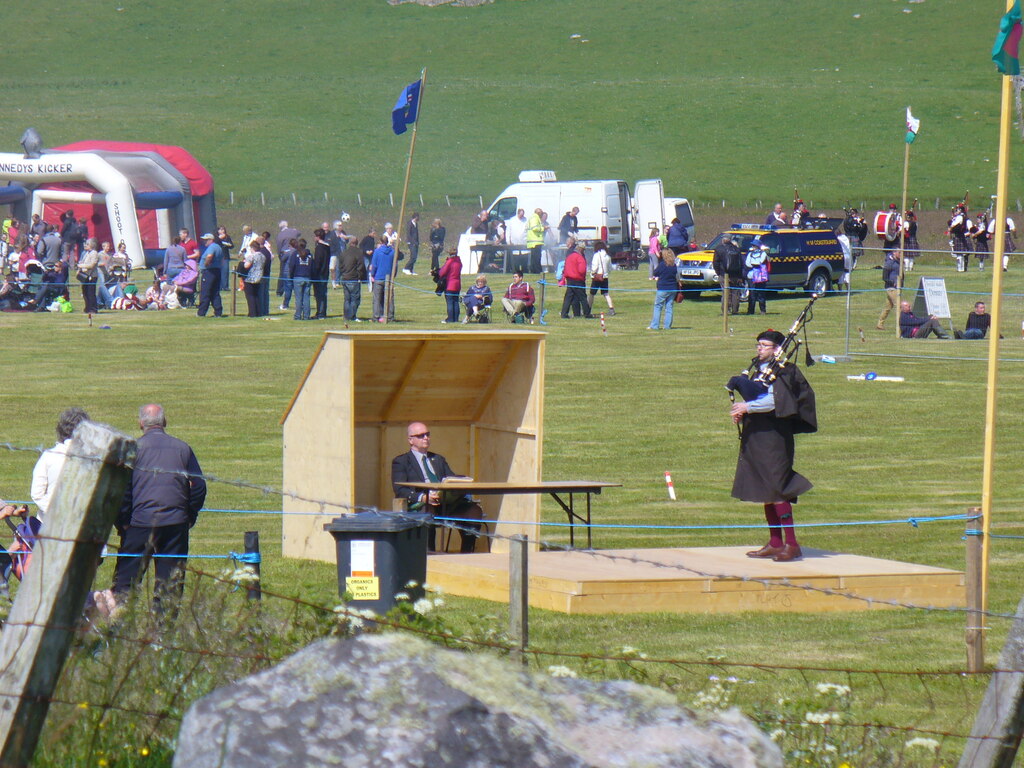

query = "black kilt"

[732,412,813,503]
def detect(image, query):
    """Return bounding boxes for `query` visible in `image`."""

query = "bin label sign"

[350,540,375,577]
[346,577,380,600]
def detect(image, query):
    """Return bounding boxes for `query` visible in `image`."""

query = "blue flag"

[392,80,422,135]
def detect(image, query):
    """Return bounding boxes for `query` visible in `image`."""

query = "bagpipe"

[725,294,819,434]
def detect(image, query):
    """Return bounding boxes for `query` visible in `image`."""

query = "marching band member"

[986,214,1017,271]
[947,203,971,272]
[902,210,920,273]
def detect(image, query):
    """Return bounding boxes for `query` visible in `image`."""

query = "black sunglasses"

[410,432,430,439]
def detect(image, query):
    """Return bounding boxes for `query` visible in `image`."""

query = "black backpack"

[726,243,744,276]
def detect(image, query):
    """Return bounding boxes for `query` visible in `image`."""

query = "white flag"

[905,107,920,143]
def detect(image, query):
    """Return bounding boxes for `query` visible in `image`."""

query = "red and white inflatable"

[0,139,215,269]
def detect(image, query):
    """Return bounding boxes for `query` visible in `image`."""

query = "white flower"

[905,737,940,752]
[404,580,419,589]
[804,711,841,724]
[393,592,410,601]
[432,597,445,608]
[412,598,433,615]
[547,665,577,678]
[816,682,851,697]
[769,729,786,742]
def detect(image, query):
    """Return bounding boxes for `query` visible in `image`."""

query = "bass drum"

[873,211,901,241]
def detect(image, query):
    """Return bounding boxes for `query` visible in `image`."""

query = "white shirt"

[988,217,1016,235]
[31,439,70,519]
[506,216,528,245]
[590,249,612,277]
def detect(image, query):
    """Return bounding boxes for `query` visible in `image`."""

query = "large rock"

[174,633,781,768]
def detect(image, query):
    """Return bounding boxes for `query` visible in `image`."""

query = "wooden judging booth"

[280,330,545,562]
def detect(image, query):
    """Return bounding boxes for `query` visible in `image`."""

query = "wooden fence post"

[957,594,1024,768]
[966,509,984,673]
[0,421,136,767]
[508,535,528,666]
[244,531,262,602]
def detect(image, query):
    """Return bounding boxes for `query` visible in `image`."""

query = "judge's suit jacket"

[391,450,456,506]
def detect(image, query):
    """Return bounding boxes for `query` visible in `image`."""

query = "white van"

[483,171,694,266]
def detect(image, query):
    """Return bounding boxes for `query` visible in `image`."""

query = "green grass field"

[2,0,1020,206]
[5,0,1024,762]
[3,234,1024,762]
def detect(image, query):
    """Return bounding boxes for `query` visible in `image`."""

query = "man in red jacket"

[559,237,592,318]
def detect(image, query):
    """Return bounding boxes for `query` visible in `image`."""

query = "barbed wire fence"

[0,436,1021,767]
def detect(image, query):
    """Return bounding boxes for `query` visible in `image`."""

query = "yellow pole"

[895,138,910,337]
[385,68,427,324]
[979,54,1014,635]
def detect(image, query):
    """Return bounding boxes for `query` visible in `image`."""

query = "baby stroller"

[173,258,199,308]
[0,505,40,598]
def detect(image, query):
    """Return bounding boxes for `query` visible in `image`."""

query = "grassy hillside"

[2,0,1018,206]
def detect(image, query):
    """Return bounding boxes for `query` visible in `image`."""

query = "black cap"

[757,329,786,346]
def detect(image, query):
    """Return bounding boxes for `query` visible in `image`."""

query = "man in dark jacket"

[392,422,481,553]
[713,235,743,315]
[339,237,367,321]
[113,404,206,612]
[899,301,949,339]
[728,330,816,563]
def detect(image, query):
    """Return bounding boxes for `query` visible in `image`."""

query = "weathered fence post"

[0,421,136,767]
[966,508,984,673]
[508,535,528,666]
[244,530,262,602]
[957,594,1024,768]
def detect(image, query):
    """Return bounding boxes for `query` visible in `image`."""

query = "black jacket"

[119,427,206,530]
[392,450,455,506]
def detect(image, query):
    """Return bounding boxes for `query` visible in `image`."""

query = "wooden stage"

[426,546,965,615]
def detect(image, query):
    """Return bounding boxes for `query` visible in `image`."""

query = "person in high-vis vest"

[525,208,545,274]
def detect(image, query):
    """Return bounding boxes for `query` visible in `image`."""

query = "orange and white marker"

[600,311,607,335]
[664,471,676,500]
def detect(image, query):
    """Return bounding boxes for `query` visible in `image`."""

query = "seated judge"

[391,422,482,553]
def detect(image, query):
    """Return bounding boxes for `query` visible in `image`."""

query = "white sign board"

[912,277,951,320]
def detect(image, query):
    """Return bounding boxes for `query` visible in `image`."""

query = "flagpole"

[978,34,1014,656]
[385,67,427,325]
[895,136,911,337]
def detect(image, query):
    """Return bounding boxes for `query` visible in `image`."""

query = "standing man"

[369,235,395,322]
[360,227,378,276]
[728,330,816,562]
[196,232,224,317]
[327,219,348,288]
[713,234,743,315]
[339,236,366,321]
[114,404,206,612]
[559,237,591,318]
[526,208,545,274]
[275,220,300,307]
[392,422,482,553]
[876,248,901,330]
[558,207,579,244]
[505,208,528,247]
[403,212,420,276]
[842,208,867,269]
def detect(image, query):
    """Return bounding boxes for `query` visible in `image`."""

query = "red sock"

[775,501,798,546]
[763,504,783,547]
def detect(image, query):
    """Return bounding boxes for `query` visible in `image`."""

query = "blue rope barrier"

[1,501,974,532]
[435,512,973,531]
[228,551,262,564]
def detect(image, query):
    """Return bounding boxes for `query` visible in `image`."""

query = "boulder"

[174,633,781,768]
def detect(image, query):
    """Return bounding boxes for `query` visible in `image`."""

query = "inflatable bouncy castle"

[0,130,216,269]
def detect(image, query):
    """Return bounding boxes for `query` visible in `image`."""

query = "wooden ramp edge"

[425,546,966,615]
